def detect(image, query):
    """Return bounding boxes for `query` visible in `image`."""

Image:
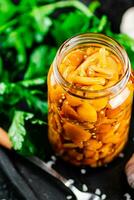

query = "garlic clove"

[125,154,134,188]
[120,7,134,39]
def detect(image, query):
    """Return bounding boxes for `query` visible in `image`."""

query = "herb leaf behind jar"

[8,111,47,157]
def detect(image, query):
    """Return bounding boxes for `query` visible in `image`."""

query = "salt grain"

[119,153,125,158]
[51,155,56,161]
[101,194,107,200]
[124,193,132,200]
[80,168,86,174]
[46,160,55,168]
[95,188,101,196]
[66,179,75,187]
[66,195,73,200]
[82,184,88,192]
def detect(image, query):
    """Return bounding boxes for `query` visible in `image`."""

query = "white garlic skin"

[120,7,134,39]
[125,154,134,188]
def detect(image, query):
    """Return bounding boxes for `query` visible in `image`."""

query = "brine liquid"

[48,45,133,167]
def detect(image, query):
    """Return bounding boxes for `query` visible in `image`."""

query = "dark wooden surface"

[0,171,19,200]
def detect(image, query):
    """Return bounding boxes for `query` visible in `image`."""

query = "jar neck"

[53,33,131,99]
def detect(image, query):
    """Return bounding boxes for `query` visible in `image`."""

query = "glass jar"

[47,33,133,167]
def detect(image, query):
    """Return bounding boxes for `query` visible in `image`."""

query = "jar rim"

[53,33,131,98]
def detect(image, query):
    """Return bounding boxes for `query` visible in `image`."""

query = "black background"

[0,0,134,200]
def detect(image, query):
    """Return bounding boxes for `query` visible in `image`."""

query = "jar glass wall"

[47,33,133,167]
